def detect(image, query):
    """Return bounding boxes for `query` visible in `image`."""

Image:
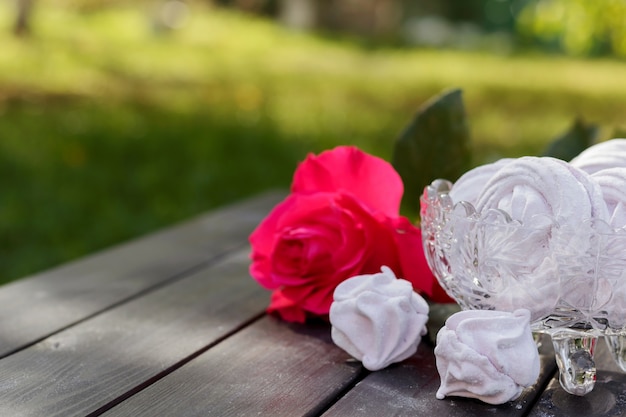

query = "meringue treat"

[590,167,626,228]
[434,309,540,405]
[422,152,626,397]
[448,158,512,205]
[570,138,626,174]
[464,157,609,320]
[329,266,429,371]
[474,156,609,224]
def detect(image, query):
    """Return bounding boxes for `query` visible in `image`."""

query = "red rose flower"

[249,146,452,322]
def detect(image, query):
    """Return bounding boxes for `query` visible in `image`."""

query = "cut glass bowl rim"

[421,178,626,237]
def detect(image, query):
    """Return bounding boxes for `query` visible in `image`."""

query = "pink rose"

[249,146,451,322]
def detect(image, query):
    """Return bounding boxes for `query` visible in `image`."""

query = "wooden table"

[1,190,625,416]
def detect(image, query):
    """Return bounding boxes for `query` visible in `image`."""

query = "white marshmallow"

[590,167,626,228]
[570,138,626,174]
[330,266,429,371]
[435,309,540,405]
[449,158,513,205]
[466,156,609,320]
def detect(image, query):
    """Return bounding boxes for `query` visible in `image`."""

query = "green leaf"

[392,88,471,219]
[541,117,599,161]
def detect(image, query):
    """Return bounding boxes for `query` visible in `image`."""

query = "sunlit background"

[1,0,625,284]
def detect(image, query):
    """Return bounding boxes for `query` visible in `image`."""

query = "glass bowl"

[420,179,626,396]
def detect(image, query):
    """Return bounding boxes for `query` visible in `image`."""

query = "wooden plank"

[528,337,626,417]
[0,190,284,357]
[0,248,272,417]
[101,317,363,417]
[321,337,557,417]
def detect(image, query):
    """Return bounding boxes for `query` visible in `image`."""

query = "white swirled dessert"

[570,138,626,174]
[435,309,540,404]
[447,156,610,321]
[423,146,626,398]
[329,266,429,371]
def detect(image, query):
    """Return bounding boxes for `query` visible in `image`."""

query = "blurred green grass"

[0,3,625,284]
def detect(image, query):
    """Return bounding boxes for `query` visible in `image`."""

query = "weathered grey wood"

[0,248,271,417]
[0,190,284,357]
[321,338,557,417]
[529,372,626,417]
[528,337,626,417]
[101,317,364,417]
[3,187,598,416]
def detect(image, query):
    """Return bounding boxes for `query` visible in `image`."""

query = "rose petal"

[286,284,337,316]
[250,193,343,288]
[390,216,455,303]
[291,146,403,216]
[267,289,308,323]
[268,193,372,287]
[249,194,301,289]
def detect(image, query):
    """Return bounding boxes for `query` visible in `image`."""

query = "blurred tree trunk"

[232,0,265,13]
[279,0,316,30]
[316,0,402,39]
[14,0,35,37]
